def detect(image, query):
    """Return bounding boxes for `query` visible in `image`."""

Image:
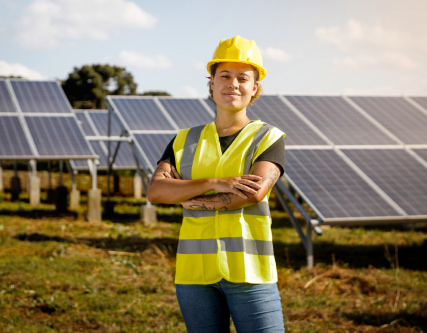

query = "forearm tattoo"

[189,193,234,211]
[261,165,280,190]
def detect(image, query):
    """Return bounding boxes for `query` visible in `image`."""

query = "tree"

[141,91,171,96]
[62,64,137,109]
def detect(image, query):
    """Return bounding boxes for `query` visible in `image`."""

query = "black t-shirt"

[158,127,285,176]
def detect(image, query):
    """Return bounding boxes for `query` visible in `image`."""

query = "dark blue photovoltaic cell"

[343,149,427,215]
[285,96,397,145]
[285,149,399,219]
[204,98,216,112]
[75,112,97,136]
[409,97,427,112]
[25,116,93,156]
[159,99,214,129]
[89,111,124,136]
[0,116,33,156]
[248,96,329,145]
[348,97,427,144]
[133,133,176,171]
[0,81,16,113]
[109,140,136,168]
[11,81,72,113]
[413,149,427,162]
[109,98,175,131]
[73,141,108,168]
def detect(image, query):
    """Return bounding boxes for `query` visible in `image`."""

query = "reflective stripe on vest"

[178,237,274,255]
[174,120,285,285]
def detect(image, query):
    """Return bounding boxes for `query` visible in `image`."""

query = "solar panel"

[204,98,216,112]
[343,149,427,216]
[88,111,124,136]
[133,133,176,171]
[25,116,93,157]
[409,97,427,111]
[348,97,427,144]
[108,97,176,131]
[0,81,16,113]
[73,141,108,169]
[285,149,399,219]
[413,149,427,162]
[159,98,214,129]
[75,112,97,136]
[248,95,329,145]
[284,96,397,145]
[11,80,72,113]
[0,116,33,156]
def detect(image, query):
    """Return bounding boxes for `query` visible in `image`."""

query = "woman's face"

[210,62,259,112]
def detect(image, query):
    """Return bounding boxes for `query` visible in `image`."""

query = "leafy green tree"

[62,64,137,109]
[141,91,171,96]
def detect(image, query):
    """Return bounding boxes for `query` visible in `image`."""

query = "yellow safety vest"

[173,120,285,285]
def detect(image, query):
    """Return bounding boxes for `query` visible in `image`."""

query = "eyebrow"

[219,70,251,76]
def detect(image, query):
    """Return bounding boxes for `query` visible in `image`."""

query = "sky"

[0,0,426,98]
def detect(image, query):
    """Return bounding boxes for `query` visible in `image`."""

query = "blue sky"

[0,0,426,98]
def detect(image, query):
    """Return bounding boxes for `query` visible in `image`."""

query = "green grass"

[0,194,426,332]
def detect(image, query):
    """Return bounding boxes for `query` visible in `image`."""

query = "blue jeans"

[176,279,285,332]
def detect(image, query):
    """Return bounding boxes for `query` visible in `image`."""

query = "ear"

[210,75,214,90]
[252,82,259,96]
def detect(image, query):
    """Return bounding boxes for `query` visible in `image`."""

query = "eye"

[221,75,230,79]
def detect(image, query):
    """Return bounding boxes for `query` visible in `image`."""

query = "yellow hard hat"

[207,35,266,81]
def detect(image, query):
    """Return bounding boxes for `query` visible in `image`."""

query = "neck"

[215,107,250,136]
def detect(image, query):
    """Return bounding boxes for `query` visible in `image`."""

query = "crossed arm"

[146,160,281,211]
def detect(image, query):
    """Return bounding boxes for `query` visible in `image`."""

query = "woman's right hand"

[212,174,262,199]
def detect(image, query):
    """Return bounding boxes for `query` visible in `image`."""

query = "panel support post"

[306,220,313,268]
[134,173,142,199]
[66,161,80,211]
[140,175,156,226]
[0,162,3,192]
[274,181,321,268]
[28,160,40,206]
[87,159,101,222]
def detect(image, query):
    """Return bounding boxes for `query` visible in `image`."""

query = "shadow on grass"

[0,209,78,220]
[343,310,427,331]
[273,238,427,271]
[14,231,427,271]
[15,232,178,256]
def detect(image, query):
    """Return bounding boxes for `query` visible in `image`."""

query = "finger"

[164,171,171,178]
[235,184,258,195]
[241,174,262,181]
[240,179,262,189]
[171,167,181,179]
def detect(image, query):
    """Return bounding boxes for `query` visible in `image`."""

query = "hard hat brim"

[206,60,266,81]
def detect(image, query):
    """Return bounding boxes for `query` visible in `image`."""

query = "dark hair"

[208,62,263,106]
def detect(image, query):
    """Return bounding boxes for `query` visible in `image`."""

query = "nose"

[229,78,239,90]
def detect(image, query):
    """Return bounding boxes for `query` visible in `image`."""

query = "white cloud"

[315,19,415,52]
[15,0,157,49]
[262,47,292,63]
[118,51,172,70]
[316,19,426,71]
[334,53,419,70]
[0,60,47,79]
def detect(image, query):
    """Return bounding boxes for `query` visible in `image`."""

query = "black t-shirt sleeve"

[157,136,176,168]
[254,136,285,176]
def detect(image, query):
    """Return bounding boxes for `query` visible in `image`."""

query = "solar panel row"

[0,79,95,160]
[106,94,427,223]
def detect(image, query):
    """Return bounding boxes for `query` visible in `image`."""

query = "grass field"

[0,191,426,332]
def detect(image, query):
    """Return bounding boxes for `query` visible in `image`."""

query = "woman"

[147,35,286,332]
